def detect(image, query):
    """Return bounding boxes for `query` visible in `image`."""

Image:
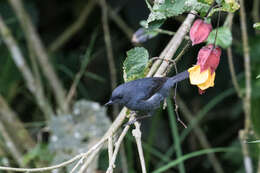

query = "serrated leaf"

[146,0,210,26]
[123,47,150,82]
[253,23,260,30]
[207,26,232,48]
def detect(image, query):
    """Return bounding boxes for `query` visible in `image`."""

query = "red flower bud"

[190,19,212,46]
[197,44,221,73]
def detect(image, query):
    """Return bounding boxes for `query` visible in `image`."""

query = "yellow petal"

[197,72,215,90]
[188,65,210,85]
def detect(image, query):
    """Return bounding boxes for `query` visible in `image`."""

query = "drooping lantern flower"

[190,19,212,46]
[188,44,221,94]
[197,44,221,73]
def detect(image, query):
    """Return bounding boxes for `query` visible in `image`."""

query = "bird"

[105,71,189,119]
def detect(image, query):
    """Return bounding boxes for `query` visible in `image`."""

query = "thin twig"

[65,32,97,106]
[239,0,252,133]
[132,122,147,173]
[0,15,35,95]
[0,134,107,172]
[8,0,68,113]
[213,10,221,48]
[172,62,187,129]
[107,5,134,40]
[69,157,85,173]
[239,0,253,172]
[78,145,103,173]
[226,13,242,98]
[227,47,242,98]
[108,136,113,166]
[48,0,96,51]
[106,119,132,173]
[69,140,103,173]
[154,28,190,40]
[0,121,24,166]
[100,0,119,117]
[28,40,54,119]
[0,96,35,152]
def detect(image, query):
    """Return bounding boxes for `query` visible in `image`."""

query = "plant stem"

[167,99,186,173]
[239,0,253,172]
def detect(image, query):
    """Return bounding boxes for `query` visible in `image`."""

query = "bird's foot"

[123,114,153,127]
[124,118,137,126]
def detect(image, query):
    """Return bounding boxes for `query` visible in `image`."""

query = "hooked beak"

[105,100,113,106]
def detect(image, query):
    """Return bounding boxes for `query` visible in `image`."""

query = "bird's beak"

[105,100,113,106]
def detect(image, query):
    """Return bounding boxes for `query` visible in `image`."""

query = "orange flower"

[188,65,215,91]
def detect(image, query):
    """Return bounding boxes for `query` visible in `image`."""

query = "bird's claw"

[123,118,137,127]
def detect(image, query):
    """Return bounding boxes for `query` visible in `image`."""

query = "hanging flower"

[190,19,212,46]
[188,44,221,94]
[197,44,221,73]
[188,65,215,90]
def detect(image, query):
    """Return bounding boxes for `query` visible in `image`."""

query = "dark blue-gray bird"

[105,71,189,116]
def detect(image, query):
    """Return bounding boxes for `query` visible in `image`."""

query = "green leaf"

[257,74,260,79]
[253,23,260,30]
[221,0,240,13]
[146,0,210,26]
[123,47,150,82]
[207,26,232,48]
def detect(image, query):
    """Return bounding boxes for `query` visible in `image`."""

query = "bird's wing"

[140,77,167,100]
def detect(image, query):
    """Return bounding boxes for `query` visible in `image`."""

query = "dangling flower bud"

[188,44,221,94]
[190,19,212,46]
[197,44,221,73]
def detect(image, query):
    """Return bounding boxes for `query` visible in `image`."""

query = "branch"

[106,118,132,173]
[132,122,147,173]
[0,15,53,118]
[226,13,242,98]
[8,0,68,113]
[0,121,24,166]
[0,15,35,95]
[108,136,113,166]
[0,96,35,152]
[100,0,119,117]
[148,11,196,77]
[239,0,253,172]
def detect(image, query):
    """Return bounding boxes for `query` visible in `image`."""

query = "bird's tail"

[166,70,189,88]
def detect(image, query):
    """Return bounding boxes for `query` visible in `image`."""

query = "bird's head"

[105,85,125,106]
